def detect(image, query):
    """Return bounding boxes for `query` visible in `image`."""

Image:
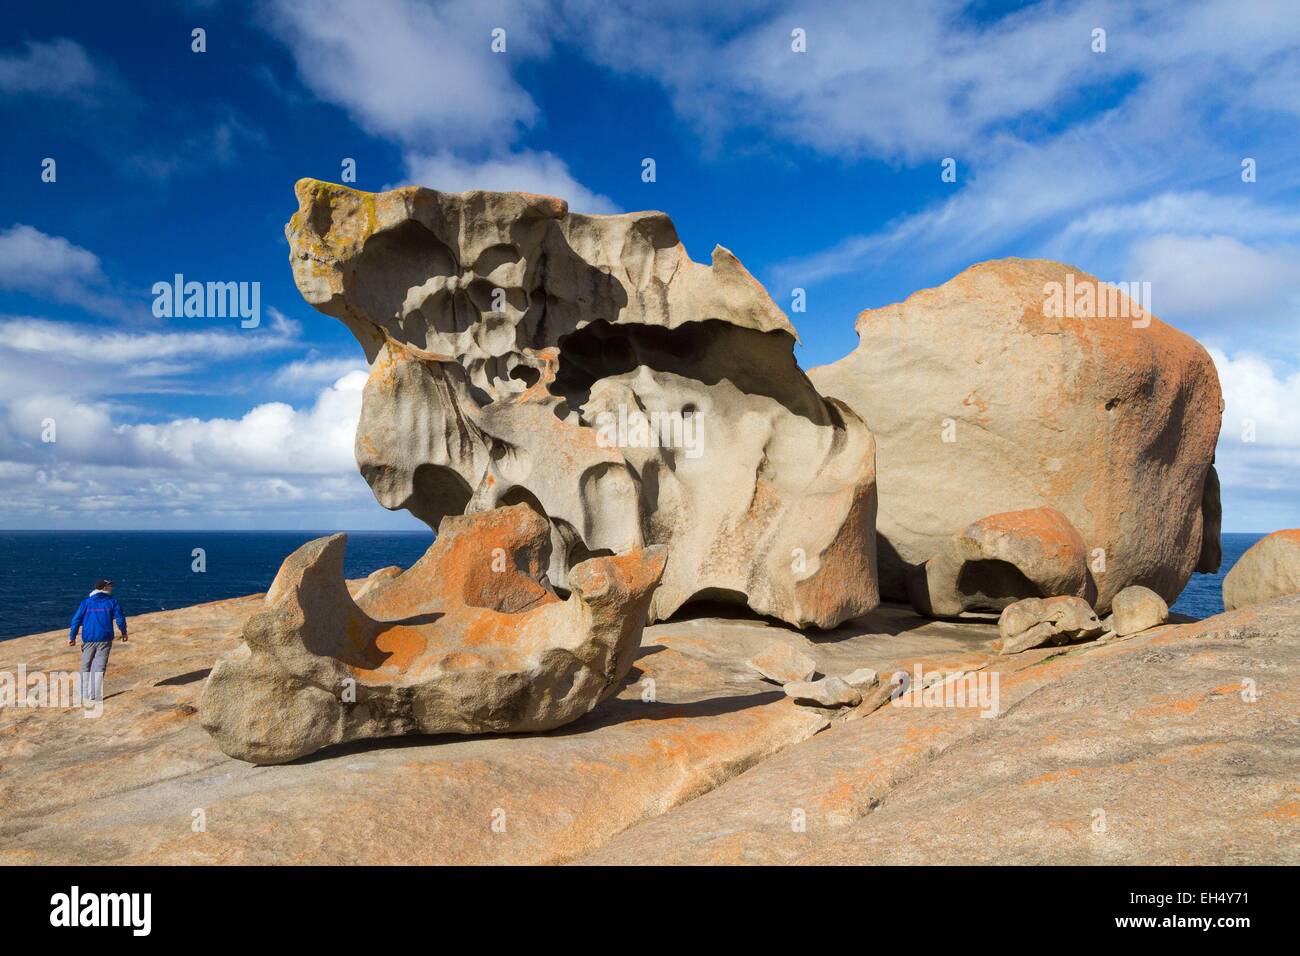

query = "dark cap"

[94,579,113,590]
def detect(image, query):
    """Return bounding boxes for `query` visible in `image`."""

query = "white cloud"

[0,225,138,319]
[266,0,549,149]
[0,313,302,402]
[0,371,398,529]
[1128,234,1300,325]
[123,116,267,182]
[561,0,1121,161]
[0,295,380,527]
[0,38,99,98]
[0,464,400,530]
[768,84,1300,353]
[3,372,365,474]
[0,224,104,289]
[265,0,613,212]
[565,0,1300,162]
[2,394,117,465]
[1209,346,1300,530]
[1,315,298,367]
[119,371,368,474]
[1211,348,1300,451]
[398,150,619,213]
[271,356,369,391]
[693,1,1300,302]
[768,92,1170,288]
[1055,192,1300,246]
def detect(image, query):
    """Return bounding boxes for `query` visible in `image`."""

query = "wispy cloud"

[265,0,550,149]
[122,115,267,182]
[264,0,610,210]
[0,38,101,99]
[1,315,297,368]
[398,149,618,213]
[565,0,1300,162]
[1128,235,1300,333]
[109,370,368,474]
[0,225,138,320]
[271,356,369,391]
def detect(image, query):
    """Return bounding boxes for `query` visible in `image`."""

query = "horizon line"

[0,528,1272,536]
[0,528,434,534]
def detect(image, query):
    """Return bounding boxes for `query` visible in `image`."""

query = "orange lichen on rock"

[1262,802,1300,820]
[199,504,666,764]
[286,178,879,631]
[910,506,1090,617]
[1133,695,1205,719]
[811,257,1223,615]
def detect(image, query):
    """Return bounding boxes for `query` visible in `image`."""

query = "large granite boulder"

[286,180,878,629]
[811,258,1222,616]
[1223,530,1300,611]
[199,504,666,764]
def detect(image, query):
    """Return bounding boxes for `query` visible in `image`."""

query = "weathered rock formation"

[1223,530,1300,611]
[286,179,878,629]
[909,506,1089,617]
[199,504,666,764]
[997,595,1104,655]
[811,258,1222,616]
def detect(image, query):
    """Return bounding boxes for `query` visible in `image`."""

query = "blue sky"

[1,0,1297,531]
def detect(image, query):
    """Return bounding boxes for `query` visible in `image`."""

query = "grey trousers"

[80,641,112,701]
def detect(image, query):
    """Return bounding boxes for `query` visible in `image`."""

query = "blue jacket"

[70,592,126,643]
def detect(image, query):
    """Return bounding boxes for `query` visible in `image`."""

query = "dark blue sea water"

[0,529,1262,641]
[1169,532,1261,619]
[0,531,433,641]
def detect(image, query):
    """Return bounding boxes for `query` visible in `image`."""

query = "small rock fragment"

[843,678,898,721]
[1110,585,1169,636]
[998,595,1104,655]
[748,642,818,685]
[784,677,862,708]
[842,667,879,689]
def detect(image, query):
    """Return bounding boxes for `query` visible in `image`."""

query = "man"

[69,579,127,702]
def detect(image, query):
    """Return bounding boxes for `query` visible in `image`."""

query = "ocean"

[1170,532,1261,619]
[0,530,433,642]
[0,529,1264,642]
